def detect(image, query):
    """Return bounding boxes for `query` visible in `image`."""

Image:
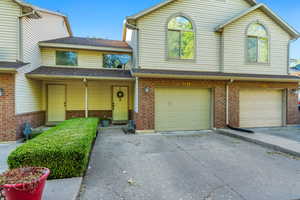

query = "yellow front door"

[112,86,128,121]
[48,85,66,122]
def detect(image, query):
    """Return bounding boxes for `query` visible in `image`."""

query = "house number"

[182,82,191,87]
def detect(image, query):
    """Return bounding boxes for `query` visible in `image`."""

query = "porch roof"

[27,66,134,80]
[0,61,29,73]
[131,68,300,82]
[39,37,132,53]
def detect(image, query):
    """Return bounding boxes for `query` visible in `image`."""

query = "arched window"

[246,23,269,63]
[167,16,195,60]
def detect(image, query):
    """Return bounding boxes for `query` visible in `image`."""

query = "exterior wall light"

[144,86,151,93]
[291,89,299,95]
[0,88,4,97]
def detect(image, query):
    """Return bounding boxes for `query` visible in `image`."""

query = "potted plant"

[0,167,50,200]
[101,116,111,127]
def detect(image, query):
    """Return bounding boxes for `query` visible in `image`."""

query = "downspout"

[126,22,139,68]
[225,79,234,125]
[19,10,37,18]
[225,79,254,133]
[18,10,40,62]
[134,77,139,113]
[83,78,88,118]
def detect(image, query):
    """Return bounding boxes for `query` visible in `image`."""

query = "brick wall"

[0,74,16,141]
[66,110,133,120]
[0,74,46,141]
[15,111,46,139]
[229,81,299,127]
[136,78,299,131]
[136,78,227,130]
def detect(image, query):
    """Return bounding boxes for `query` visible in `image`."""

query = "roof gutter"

[0,68,17,73]
[132,73,300,83]
[39,42,133,53]
[26,74,135,81]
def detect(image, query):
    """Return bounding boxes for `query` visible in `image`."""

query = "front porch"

[27,67,135,125]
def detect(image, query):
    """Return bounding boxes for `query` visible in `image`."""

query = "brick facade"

[0,74,46,142]
[136,78,227,130]
[136,78,300,131]
[228,81,299,127]
[0,74,16,141]
[66,110,133,120]
[15,111,46,139]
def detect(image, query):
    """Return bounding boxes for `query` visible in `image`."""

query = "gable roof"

[215,3,300,38]
[12,0,72,36]
[39,37,132,53]
[127,0,257,20]
[0,61,28,73]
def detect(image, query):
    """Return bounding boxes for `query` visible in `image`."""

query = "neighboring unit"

[124,0,300,131]
[0,0,300,141]
[0,0,71,141]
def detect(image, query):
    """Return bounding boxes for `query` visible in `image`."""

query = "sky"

[25,0,300,59]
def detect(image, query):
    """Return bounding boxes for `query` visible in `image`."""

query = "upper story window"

[103,54,131,69]
[167,16,195,60]
[246,23,269,63]
[56,51,78,66]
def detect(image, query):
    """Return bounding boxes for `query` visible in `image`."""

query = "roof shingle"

[40,37,131,50]
[0,61,28,69]
[132,68,300,80]
[27,66,133,79]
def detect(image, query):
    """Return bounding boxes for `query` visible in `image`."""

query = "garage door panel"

[240,89,283,128]
[155,88,211,131]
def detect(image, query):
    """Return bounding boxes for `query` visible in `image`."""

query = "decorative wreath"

[117,91,124,98]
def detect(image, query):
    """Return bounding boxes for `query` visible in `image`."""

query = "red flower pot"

[1,168,50,200]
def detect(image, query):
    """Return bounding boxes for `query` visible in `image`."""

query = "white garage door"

[155,88,211,131]
[240,89,284,128]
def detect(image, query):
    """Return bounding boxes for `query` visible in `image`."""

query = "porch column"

[83,78,88,118]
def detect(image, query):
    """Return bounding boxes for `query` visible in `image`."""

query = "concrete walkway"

[217,128,300,158]
[78,128,300,200]
[0,142,21,174]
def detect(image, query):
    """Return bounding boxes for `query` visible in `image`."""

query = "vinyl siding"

[41,48,104,68]
[223,9,291,75]
[136,0,251,71]
[0,0,21,61]
[42,80,134,111]
[15,12,70,114]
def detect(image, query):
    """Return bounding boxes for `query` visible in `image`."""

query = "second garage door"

[240,89,284,128]
[155,88,211,131]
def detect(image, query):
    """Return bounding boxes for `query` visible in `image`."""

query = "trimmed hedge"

[8,118,99,179]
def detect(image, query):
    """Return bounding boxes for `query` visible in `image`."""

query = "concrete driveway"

[78,129,300,200]
[250,126,300,142]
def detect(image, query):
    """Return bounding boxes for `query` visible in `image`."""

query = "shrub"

[7,118,99,179]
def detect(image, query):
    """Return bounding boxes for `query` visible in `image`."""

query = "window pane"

[258,38,269,63]
[168,16,193,30]
[56,51,78,66]
[103,54,131,69]
[247,23,267,37]
[247,37,257,63]
[181,31,195,59]
[168,30,180,59]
